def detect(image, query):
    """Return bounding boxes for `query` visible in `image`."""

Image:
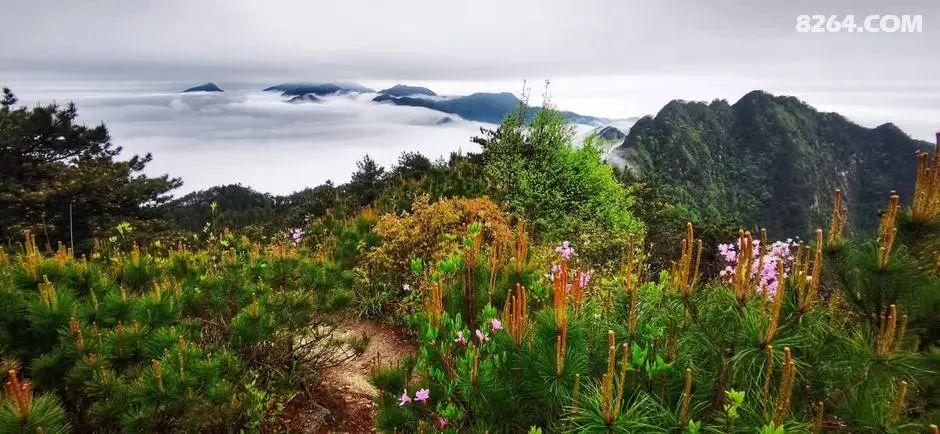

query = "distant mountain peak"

[260,82,604,126]
[374,91,604,125]
[263,82,374,97]
[288,94,321,103]
[594,126,626,142]
[378,84,437,97]
[182,82,223,93]
[737,89,775,102]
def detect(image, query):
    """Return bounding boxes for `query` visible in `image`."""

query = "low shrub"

[371,212,936,432]
[0,232,351,432]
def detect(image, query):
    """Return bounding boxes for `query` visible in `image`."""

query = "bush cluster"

[0,230,354,432]
[370,196,938,432]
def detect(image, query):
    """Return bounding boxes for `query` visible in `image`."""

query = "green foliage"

[724,389,745,421]
[476,97,643,244]
[827,209,940,349]
[166,184,285,234]
[620,171,738,270]
[0,390,70,434]
[370,218,935,432]
[0,234,351,432]
[360,195,513,318]
[347,154,387,207]
[834,239,940,329]
[4,85,939,434]
[615,91,932,239]
[163,150,489,241]
[375,152,489,214]
[758,422,786,434]
[0,88,181,251]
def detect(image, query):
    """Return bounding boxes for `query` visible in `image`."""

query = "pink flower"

[549,264,562,282]
[475,329,488,343]
[435,417,449,428]
[289,228,305,246]
[455,330,467,345]
[398,389,412,406]
[578,271,590,288]
[490,318,503,331]
[415,388,430,402]
[555,241,574,260]
[716,238,798,298]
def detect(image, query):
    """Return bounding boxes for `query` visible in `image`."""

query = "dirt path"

[291,318,416,433]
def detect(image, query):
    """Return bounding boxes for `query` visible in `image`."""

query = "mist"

[5,76,936,196]
[4,82,493,195]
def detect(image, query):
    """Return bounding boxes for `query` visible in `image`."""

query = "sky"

[3,0,937,82]
[2,0,938,194]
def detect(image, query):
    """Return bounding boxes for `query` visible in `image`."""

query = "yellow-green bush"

[0,233,351,432]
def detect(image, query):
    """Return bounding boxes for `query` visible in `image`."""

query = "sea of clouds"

[6,83,490,195]
[6,76,936,196]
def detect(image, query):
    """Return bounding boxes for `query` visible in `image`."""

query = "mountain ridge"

[377,84,437,97]
[258,81,607,125]
[263,82,374,96]
[373,91,607,125]
[613,90,932,236]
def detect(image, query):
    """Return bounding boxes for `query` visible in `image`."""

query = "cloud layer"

[6,75,936,197]
[9,84,487,195]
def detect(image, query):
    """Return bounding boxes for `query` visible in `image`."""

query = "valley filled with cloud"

[6,84,490,194]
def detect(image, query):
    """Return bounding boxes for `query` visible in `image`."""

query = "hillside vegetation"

[614,91,932,237]
[1,86,938,433]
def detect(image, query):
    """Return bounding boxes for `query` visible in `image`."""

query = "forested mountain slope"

[614,90,932,237]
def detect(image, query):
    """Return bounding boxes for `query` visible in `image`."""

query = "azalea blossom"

[555,241,574,260]
[475,329,488,343]
[398,389,412,406]
[415,388,430,402]
[578,271,590,288]
[548,264,562,281]
[490,318,503,331]
[289,228,304,245]
[717,238,798,297]
[454,330,467,345]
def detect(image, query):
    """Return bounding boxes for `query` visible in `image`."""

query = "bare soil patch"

[286,318,416,433]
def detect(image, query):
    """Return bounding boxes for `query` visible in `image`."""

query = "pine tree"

[346,155,386,206]
[0,88,181,250]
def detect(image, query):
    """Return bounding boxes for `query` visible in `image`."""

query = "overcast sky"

[3,0,937,82]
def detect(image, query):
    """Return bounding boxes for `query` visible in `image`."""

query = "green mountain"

[373,91,607,125]
[263,82,374,96]
[377,84,437,97]
[613,90,932,237]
